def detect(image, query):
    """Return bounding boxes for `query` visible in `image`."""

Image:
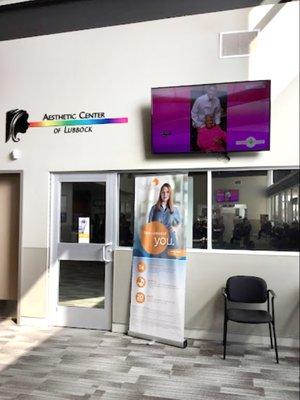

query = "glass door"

[50,173,117,329]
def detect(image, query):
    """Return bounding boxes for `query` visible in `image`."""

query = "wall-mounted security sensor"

[10,149,22,160]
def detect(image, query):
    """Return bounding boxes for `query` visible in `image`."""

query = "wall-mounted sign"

[78,217,90,243]
[5,109,128,143]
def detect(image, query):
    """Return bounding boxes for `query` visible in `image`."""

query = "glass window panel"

[119,172,208,249]
[59,260,105,308]
[285,189,292,223]
[118,169,298,252]
[281,192,286,222]
[189,172,207,249]
[270,170,299,251]
[292,185,299,199]
[277,193,283,222]
[212,170,299,251]
[212,171,269,250]
[119,174,134,246]
[273,169,292,183]
[275,195,279,220]
[271,196,275,221]
[292,185,299,221]
[60,182,106,243]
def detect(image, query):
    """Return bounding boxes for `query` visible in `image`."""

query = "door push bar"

[102,242,113,262]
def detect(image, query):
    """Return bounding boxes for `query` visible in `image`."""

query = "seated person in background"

[241,217,252,248]
[230,217,243,245]
[193,218,207,248]
[193,218,202,239]
[258,216,272,239]
[212,217,225,242]
[196,115,226,152]
[289,220,300,250]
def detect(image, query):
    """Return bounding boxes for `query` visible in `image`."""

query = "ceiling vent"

[219,30,259,58]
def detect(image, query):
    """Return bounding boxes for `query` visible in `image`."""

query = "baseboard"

[184,329,299,347]
[112,323,128,333]
[19,317,49,327]
[112,323,299,347]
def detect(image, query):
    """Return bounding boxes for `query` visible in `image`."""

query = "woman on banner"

[148,183,181,249]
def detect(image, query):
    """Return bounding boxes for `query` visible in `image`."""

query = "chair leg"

[223,319,228,359]
[272,322,279,364]
[268,322,273,349]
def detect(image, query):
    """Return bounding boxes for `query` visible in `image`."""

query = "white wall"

[1,4,298,177]
[0,3,298,334]
[114,249,299,340]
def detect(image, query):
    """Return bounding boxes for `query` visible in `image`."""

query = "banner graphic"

[128,174,188,347]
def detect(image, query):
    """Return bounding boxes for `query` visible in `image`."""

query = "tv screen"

[151,80,270,154]
[216,189,239,203]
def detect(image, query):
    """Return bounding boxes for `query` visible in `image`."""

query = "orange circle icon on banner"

[152,177,159,186]
[136,292,145,303]
[136,276,146,288]
[137,261,146,272]
[140,221,169,255]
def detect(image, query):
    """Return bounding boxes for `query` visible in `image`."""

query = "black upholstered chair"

[222,275,279,363]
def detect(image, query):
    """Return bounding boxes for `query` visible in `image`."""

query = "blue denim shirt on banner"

[148,205,180,248]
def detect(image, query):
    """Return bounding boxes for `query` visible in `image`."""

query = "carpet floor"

[0,320,299,400]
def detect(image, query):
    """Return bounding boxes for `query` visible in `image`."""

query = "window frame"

[117,167,299,256]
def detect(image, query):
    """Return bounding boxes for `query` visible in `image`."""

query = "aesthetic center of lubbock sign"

[5,109,128,143]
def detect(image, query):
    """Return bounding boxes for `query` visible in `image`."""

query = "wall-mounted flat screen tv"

[151,80,270,154]
[216,189,239,203]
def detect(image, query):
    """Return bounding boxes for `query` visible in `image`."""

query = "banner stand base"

[128,330,187,349]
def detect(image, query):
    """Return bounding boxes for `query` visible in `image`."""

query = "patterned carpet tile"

[0,321,299,400]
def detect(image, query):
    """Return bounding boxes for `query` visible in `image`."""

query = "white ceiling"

[0,0,35,6]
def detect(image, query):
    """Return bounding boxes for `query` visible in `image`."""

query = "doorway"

[50,173,118,329]
[0,173,20,320]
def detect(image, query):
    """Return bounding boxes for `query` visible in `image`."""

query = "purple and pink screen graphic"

[151,80,270,153]
[216,189,239,203]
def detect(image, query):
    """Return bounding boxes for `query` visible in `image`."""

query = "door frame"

[48,172,119,329]
[0,171,23,324]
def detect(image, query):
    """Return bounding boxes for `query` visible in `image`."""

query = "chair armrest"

[268,289,276,298]
[222,287,227,298]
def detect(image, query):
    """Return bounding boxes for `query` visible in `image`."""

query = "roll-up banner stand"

[128,174,188,348]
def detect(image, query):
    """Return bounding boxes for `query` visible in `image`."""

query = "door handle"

[102,242,112,262]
